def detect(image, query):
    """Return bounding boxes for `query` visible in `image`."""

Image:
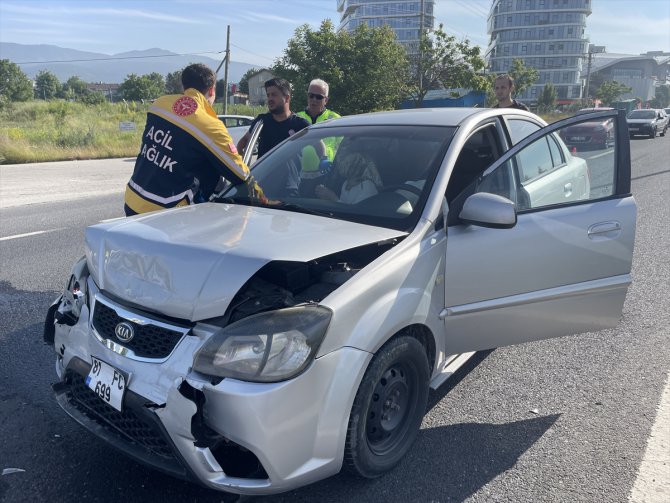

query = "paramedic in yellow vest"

[296,79,341,195]
[124,63,265,216]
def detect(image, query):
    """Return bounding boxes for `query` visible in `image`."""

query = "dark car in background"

[559,107,615,150]
[626,109,665,138]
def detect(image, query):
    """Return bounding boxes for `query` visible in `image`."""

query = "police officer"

[124,63,264,216]
[296,79,341,194]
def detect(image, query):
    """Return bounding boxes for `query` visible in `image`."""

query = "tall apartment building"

[486,0,592,102]
[336,0,435,57]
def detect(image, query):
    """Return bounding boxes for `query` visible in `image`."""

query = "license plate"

[570,136,586,141]
[86,357,126,411]
[629,127,638,131]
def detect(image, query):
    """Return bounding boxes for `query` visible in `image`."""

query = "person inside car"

[314,152,382,204]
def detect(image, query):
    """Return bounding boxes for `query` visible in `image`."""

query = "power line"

[230,43,276,64]
[15,50,225,65]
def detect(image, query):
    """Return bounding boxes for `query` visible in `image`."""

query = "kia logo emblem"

[114,322,134,342]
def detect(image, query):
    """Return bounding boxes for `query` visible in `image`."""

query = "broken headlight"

[193,305,332,382]
[56,256,89,326]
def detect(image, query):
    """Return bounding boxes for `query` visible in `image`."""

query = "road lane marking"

[629,371,670,502]
[0,228,66,241]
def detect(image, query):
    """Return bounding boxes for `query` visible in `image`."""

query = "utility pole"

[584,50,593,106]
[223,25,231,114]
[417,0,425,105]
[214,25,231,114]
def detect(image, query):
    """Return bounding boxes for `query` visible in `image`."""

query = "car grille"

[64,370,175,460]
[92,300,187,359]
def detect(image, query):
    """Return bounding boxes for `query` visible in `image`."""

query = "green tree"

[165,70,183,94]
[81,91,106,105]
[59,76,91,100]
[238,67,259,94]
[34,70,62,100]
[409,24,488,107]
[119,72,165,101]
[596,80,632,106]
[0,59,33,102]
[273,20,409,115]
[537,82,558,112]
[649,84,670,108]
[508,58,538,97]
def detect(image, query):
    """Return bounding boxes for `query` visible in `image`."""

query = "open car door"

[442,109,636,354]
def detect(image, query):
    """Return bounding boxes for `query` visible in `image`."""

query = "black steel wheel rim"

[366,363,416,455]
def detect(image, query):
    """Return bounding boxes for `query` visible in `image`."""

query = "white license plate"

[570,136,586,141]
[86,357,126,411]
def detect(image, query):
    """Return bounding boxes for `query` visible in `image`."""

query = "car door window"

[507,119,541,144]
[469,116,620,211]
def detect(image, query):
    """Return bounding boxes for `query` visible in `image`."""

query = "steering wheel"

[380,183,423,196]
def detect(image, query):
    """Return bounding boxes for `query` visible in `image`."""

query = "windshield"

[627,110,655,119]
[218,124,455,231]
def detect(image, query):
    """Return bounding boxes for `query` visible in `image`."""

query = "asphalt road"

[0,136,669,502]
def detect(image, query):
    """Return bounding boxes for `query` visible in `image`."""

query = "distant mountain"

[0,42,261,84]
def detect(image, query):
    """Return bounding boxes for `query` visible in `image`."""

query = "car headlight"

[193,305,332,382]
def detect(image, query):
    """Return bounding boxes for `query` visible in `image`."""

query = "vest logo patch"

[172,96,198,116]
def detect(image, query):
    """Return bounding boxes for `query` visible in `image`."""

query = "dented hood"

[86,203,404,321]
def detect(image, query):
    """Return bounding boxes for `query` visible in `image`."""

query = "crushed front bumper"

[51,291,371,495]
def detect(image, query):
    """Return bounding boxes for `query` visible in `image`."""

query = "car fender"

[317,226,445,366]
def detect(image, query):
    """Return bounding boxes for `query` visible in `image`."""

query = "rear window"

[627,110,655,119]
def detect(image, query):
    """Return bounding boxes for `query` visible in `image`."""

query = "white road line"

[0,228,66,242]
[629,371,670,502]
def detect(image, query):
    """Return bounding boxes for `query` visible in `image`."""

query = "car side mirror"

[459,192,517,229]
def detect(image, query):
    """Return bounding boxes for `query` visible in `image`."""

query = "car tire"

[649,128,656,139]
[344,335,429,479]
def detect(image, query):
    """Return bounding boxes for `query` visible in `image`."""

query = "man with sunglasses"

[296,79,341,193]
[237,77,310,159]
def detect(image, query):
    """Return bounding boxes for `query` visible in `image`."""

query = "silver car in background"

[46,108,636,496]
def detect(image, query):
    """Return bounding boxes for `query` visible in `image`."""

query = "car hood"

[85,203,405,321]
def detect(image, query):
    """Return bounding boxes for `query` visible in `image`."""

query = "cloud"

[0,3,206,25]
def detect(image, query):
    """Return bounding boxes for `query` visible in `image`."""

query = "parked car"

[217,114,253,128]
[559,107,615,150]
[46,108,636,496]
[626,108,664,138]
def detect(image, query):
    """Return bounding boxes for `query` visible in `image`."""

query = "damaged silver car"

[45,107,636,495]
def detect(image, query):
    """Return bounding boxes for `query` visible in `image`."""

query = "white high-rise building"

[337,0,436,57]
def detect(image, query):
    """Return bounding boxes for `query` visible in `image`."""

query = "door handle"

[564,182,572,197]
[588,221,621,238]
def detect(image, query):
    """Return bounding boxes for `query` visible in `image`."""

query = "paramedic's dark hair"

[181,64,216,94]
[264,78,292,98]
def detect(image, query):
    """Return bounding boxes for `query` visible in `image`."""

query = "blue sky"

[1,0,668,68]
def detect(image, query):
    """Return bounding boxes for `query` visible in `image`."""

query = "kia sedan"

[46,108,636,496]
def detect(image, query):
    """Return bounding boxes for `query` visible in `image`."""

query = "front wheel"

[344,336,430,478]
[649,128,656,139]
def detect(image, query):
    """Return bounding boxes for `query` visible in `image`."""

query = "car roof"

[309,107,539,128]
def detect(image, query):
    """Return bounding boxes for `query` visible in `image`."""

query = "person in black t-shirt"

[492,74,530,111]
[237,78,310,158]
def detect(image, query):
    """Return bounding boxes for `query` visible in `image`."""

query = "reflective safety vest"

[124,88,264,215]
[296,109,341,173]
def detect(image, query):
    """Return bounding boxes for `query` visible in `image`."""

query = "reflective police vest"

[296,109,341,173]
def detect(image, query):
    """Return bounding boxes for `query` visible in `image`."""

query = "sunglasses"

[308,93,326,100]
